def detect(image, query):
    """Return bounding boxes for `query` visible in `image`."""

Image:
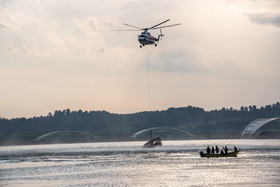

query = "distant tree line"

[0,102,280,145]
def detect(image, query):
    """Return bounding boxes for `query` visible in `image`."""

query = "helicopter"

[112,19,181,48]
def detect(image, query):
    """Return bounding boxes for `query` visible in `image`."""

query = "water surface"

[1,139,280,186]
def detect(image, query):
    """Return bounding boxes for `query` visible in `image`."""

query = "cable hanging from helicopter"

[112,19,181,48]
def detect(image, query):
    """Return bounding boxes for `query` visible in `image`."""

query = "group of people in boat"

[206,145,238,155]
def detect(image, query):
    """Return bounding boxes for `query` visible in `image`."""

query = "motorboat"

[199,150,240,157]
[143,136,162,148]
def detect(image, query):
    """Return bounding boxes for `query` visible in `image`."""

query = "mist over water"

[1,139,280,186]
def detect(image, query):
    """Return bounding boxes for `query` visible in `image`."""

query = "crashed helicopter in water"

[112,19,181,48]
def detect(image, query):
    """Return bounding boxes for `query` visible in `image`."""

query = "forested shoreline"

[1,102,280,145]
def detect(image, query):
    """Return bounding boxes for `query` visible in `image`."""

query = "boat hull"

[200,150,239,157]
[143,136,162,148]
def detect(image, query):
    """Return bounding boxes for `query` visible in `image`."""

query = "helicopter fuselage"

[138,31,159,47]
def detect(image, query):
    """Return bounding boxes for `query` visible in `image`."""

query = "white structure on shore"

[242,117,280,137]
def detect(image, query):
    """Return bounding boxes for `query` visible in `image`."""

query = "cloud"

[247,13,280,27]
[153,50,199,73]
[0,21,13,29]
[1,0,280,118]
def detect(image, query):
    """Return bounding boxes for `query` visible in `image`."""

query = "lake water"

[0,139,280,186]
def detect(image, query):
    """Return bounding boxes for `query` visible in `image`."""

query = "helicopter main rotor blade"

[150,23,182,30]
[111,29,141,31]
[123,23,143,30]
[148,19,170,29]
[112,20,181,32]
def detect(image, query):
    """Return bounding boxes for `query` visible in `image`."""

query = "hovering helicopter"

[112,19,181,48]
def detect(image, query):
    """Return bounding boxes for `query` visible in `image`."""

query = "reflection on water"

[0,139,280,186]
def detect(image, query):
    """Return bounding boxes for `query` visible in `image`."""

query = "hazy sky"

[1,0,280,118]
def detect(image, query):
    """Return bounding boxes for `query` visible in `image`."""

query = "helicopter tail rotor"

[158,29,164,41]
[160,29,164,37]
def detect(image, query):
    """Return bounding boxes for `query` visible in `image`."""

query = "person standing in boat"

[215,145,219,154]
[234,146,238,152]
[211,146,215,154]
[225,146,228,154]
[206,146,211,154]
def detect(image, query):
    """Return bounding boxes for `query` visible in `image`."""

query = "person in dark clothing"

[206,146,211,154]
[234,146,238,152]
[211,146,215,154]
[225,146,228,154]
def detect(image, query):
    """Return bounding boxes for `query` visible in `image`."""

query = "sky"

[0,0,280,118]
